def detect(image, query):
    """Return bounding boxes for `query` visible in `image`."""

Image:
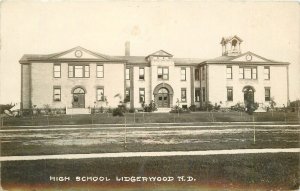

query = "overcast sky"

[0,1,299,104]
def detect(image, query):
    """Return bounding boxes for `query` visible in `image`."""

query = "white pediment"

[148,50,173,57]
[60,49,103,59]
[231,52,271,62]
[51,47,109,60]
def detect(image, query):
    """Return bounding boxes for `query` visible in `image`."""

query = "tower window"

[232,39,237,49]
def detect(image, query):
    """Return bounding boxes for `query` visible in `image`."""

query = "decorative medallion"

[75,50,83,58]
[246,54,252,61]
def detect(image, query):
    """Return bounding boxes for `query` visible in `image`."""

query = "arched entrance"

[72,87,85,108]
[243,86,255,106]
[153,83,174,108]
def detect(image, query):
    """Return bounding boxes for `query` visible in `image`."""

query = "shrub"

[128,108,135,113]
[170,105,190,113]
[201,101,213,111]
[112,107,124,117]
[288,100,300,112]
[213,103,221,111]
[189,105,196,112]
[231,102,245,112]
[245,102,259,115]
[0,104,14,114]
[142,100,157,112]
[107,107,113,113]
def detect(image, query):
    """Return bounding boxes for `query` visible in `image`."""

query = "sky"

[0,0,299,104]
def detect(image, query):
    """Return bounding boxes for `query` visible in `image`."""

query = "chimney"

[125,41,130,56]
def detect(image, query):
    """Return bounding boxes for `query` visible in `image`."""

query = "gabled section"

[220,35,243,44]
[50,46,111,60]
[19,46,125,63]
[146,50,173,58]
[230,51,273,62]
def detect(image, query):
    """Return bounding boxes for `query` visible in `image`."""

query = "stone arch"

[153,83,174,107]
[71,86,87,94]
[153,83,174,95]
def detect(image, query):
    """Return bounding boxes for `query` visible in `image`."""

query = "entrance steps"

[155,108,171,113]
[66,108,91,115]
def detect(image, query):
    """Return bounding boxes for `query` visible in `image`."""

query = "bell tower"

[221,35,242,56]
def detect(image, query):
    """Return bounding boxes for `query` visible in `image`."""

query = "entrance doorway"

[157,88,169,108]
[72,87,85,108]
[243,86,255,106]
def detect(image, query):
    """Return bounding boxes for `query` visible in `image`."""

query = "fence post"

[124,116,127,149]
[253,115,255,144]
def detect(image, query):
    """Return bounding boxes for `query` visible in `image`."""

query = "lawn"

[2,125,299,156]
[1,153,299,190]
[1,111,299,126]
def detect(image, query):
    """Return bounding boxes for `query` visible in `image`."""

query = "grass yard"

[2,153,299,190]
[2,124,299,156]
[1,111,300,126]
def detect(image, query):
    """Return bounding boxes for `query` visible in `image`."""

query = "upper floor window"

[53,87,61,101]
[264,66,270,80]
[181,68,186,81]
[126,68,130,80]
[158,67,169,80]
[227,87,233,101]
[96,87,104,101]
[239,67,257,80]
[139,88,145,103]
[53,64,61,78]
[226,66,232,79]
[195,88,201,102]
[181,88,187,102]
[265,87,271,101]
[139,67,145,80]
[68,64,90,78]
[195,69,200,81]
[201,67,205,81]
[97,65,104,78]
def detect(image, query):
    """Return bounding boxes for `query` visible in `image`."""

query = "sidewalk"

[1,148,299,162]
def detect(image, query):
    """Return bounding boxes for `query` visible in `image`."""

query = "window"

[226,66,232,79]
[126,68,130,80]
[139,88,145,103]
[232,39,237,49]
[252,68,257,79]
[264,66,270,80]
[181,68,186,81]
[97,65,104,78]
[158,67,169,80]
[125,88,130,102]
[84,65,90,78]
[53,87,61,101]
[68,65,74,77]
[239,67,244,79]
[195,88,201,102]
[181,88,187,102]
[96,88,104,101]
[202,67,205,80]
[68,64,90,78]
[202,87,206,102]
[139,67,145,80]
[75,66,83,77]
[227,87,233,101]
[265,87,271,101]
[53,64,61,78]
[239,67,257,80]
[195,69,200,81]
